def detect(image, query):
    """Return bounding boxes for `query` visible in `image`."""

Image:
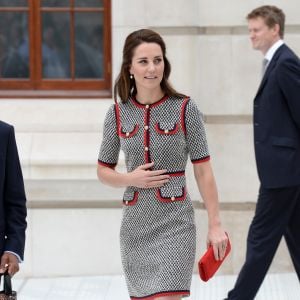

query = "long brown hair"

[114,29,185,103]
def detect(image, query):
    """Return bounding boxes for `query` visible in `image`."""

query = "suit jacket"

[0,121,27,260]
[253,44,300,188]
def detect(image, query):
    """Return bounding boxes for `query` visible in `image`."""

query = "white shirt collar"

[265,39,284,63]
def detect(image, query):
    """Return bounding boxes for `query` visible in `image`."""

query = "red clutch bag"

[198,236,231,282]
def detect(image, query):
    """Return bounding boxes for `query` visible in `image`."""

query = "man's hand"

[0,253,19,276]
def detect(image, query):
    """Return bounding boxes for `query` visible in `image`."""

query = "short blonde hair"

[247,5,285,38]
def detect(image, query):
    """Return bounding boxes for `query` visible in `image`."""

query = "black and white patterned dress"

[98,95,210,299]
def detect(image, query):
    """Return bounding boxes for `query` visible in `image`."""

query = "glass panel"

[0,0,27,6]
[42,12,70,78]
[74,0,103,7]
[41,0,70,7]
[0,12,29,78]
[74,13,103,79]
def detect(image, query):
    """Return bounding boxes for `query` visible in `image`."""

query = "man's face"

[248,17,280,54]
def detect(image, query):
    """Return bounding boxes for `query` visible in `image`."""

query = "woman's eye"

[139,60,147,64]
[154,58,162,64]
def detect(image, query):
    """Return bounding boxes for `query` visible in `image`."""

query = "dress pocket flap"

[156,174,186,203]
[123,190,138,206]
[155,122,179,135]
[157,187,186,203]
[120,124,139,138]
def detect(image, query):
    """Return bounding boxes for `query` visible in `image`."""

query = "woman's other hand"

[207,227,229,261]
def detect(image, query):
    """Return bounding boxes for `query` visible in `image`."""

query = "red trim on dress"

[97,160,116,169]
[131,290,190,300]
[155,123,179,135]
[181,97,190,136]
[144,106,151,164]
[131,97,146,108]
[131,95,169,165]
[119,124,139,138]
[192,156,210,164]
[150,94,169,108]
[123,191,139,206]
[114,103,121,136]
[168,171,185,177]
[156,187,187,203]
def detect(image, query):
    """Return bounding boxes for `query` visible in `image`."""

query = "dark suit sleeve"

[277,57,300,129]
[4,126,27,260]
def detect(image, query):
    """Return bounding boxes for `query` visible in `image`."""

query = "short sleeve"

[98,104,120,169]
[184,99,210,164]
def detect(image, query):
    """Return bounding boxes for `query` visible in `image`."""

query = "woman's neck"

[136,88,164,105]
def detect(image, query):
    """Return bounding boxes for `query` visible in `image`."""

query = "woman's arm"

[193,160,228,260]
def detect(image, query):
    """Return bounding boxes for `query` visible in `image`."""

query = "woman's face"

[129,42,164,94]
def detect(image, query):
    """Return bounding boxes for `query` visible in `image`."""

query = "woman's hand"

[207,227,229,261]
[127,162,170,188]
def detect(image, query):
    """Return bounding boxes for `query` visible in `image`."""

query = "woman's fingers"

[133,162,170,188]
[148,174,170,181]
[216,240,228,260]
[138,162,168,176]
[144,179,170,188]
[148,169,169,176]
[143,175,170,188]
[138,162,155,170]
[210,235,229,260]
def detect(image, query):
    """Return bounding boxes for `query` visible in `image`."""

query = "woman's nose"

[148,62,155,72]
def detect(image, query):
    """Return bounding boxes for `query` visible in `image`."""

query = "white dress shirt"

[264,39,284,67]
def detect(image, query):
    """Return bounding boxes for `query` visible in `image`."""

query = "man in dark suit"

[0,121,27,276]
[226,5,300,300]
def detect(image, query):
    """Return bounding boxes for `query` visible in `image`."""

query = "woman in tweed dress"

[97,29,228,300]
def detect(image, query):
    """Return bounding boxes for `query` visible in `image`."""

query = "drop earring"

[130,74,133,79]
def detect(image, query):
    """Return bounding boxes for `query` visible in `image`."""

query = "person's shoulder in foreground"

[0,119,27,276]
[0,120,13,130]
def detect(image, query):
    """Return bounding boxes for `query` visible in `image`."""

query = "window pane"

[74,0,103,7]
[74,13,103,79]
[41,0,70,7]
[0,12,29,78]
[42,12,70,78]
[0,0,27,6]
